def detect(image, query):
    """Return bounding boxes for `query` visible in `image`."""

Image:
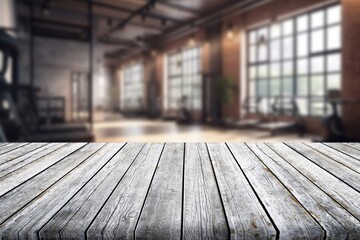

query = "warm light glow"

[151,50,157,57]
[227,30,234,39]
[189,38,195,47]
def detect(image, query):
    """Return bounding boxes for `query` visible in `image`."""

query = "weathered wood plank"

[183,143,228,240]
[248,143,360,240]
[324,143,360,160]
[0,143,125,240]
[345,143,360,151]
[0,142,29,156]
[207,143,276,240]
[304,143,360,174]
[135,143,184,240]
[228,143,325,240]
[0,143,48,165]
[0,143,67,178]
[39,143,145,239]
[86,143,164,239]
[0,142,48,166]
[0,143,104,226]
[287,142,360,192]
[0,143,86,196]
[267,143,360,224]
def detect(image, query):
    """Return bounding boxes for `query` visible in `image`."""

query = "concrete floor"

[93,112,314,142]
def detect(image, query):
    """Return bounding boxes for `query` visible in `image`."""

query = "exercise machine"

[0,31,94,142]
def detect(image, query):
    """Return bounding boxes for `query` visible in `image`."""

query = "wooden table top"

[0,142,360,239]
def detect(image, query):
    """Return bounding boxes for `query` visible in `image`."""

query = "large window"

[168,47,202,110]
[122,63,144,110]
[247,4,341,116]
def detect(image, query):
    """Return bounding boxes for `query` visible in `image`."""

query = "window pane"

[311,100,326,116]
[296,98,309,115]
[297,59,308,75]
[282,19,293,35]
[270,78,281,96]
[258,44,268,61]
[270,40,281,61]
[283,78,294,96]
[297,15,308,32]
[327,25,341,50]
[258,80,268,96]
[250,46,257,62]
[258,65,268,78]
[311,10,325,28]
[249,81,256,96]
[311,56,325,74]
[271,24,281,38]
[311,29,324,52]
[297,33,308,57]
[297,77,309,96]
[270,63,280,77]
[327,5,341,25]
[327,54,341,72]
[311,75,325,95]
[249,66,257,79]
[283,61,293,76]
[283,37,293,59]
[327,74,341,90]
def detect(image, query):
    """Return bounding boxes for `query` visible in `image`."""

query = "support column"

[342,0,360,140]
[88,0,94,131]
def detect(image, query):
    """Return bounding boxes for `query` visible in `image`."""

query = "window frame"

[246,3,342,117]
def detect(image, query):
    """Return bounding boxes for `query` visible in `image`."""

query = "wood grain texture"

[0,143,86,196]
[0,143,66,178]
[267,143,360,222]
[304,143,360,174]
[86,143,164,240]
[0,142,48,165]
[0,143,358,240]
[0,143,104,227]
[135,143,184,240]
[39,143,141,240]
[324,143,360,160]
[248,143,360,240]
[228,143,324,240]
[286,142,360,192]
[207,143,277,240]
[0,142,29,156]
[0,143,123,240]
[183,143,228,240]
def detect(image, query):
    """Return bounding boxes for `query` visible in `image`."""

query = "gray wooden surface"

[0,142,359,240]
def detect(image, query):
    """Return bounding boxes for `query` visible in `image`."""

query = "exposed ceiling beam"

[32,27,88,42]
[31,18,88,31]
[71,0,182,23]
[20,0,165,30]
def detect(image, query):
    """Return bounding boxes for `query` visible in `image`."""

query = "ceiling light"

[227,23,234,39]
[257,35,267,47]
[189,34,195,46]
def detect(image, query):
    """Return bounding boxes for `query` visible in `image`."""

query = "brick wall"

[115,0,360,136]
